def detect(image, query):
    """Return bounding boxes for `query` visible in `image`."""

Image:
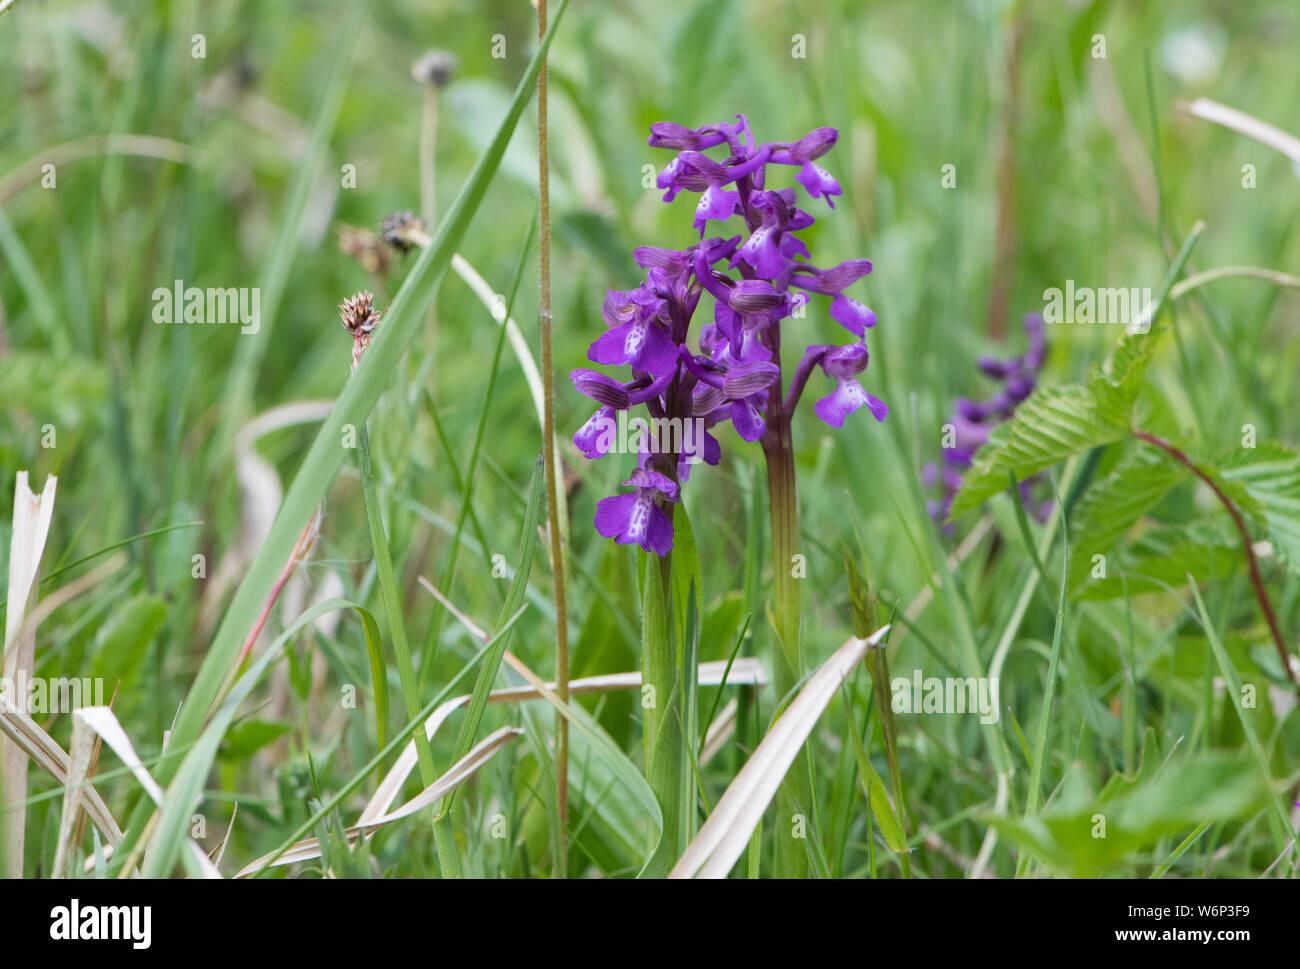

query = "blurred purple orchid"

[927,313,1048,528]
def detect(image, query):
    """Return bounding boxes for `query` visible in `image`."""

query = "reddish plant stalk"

[1133,429,1298,690]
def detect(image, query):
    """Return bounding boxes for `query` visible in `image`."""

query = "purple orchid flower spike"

[574,117,886,555]
[594,467,679,555]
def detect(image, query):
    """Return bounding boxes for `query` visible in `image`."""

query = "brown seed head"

[338,226,391,276]
[339,290,381,337]
[411,49,457,88]
[381,211,426,253]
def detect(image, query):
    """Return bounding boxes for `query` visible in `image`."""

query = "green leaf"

[844,716,907,856]
[448,459,544,772]
[218,720,293,762]
[986,753,1271,876]
[92,594,168,698]
[639,547,680,877]
[952,221,1206,521]
[353,606,389,750]
[1219,441,1300,577]
[1068,448,1188,590]
[951,385,1130,516]
[1075,521,1239,600]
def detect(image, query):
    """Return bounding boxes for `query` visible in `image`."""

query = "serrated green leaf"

[986,753,1271,876]
[1075,521,1240,600]
[1068,448,1187,590]
[1219,441,1300,576]
[951,385,1130,516]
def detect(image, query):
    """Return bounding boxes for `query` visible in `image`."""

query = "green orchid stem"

[641,546,683,875]
[762,405,812,878]
[1133,429,1299,695]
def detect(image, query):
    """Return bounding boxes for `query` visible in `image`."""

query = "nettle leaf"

[950,385,1129,516]
[1075,521,1240,601]
[985,752,1270,876]
[1068,448,1188,591]
[1092,322,1167,423]
[1218,441,1300,576]
[951,324,1166,518]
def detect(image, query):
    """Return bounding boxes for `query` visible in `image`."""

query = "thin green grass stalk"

[1025,479,1069,819]
[535,0,571,879]
[1189,581,1295,850]
[355,420,458,875]
[416,219,536,693]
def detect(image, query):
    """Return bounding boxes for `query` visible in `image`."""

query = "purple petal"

[728,279,782,314]
[570,368,630,408]
[634,246,690,273]
[815,377,888,427]
[623,466,679,500]
[574,407,617,459]
[723,360,780,399]
[648,122,727,151]
[817,259,874,294]
[738,225,786,279]
[830,293,876,336]
[694,184,739,232]
[730,398,767,441]
[796,161,841,207]
[594,492,674,556]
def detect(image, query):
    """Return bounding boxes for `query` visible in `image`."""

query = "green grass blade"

[113,0,571,876]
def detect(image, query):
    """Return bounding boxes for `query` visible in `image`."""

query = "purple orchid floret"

[594,467,679,556]
[572,116,887,555]
[926,313,1049,529]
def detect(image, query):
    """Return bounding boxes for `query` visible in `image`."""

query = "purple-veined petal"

[570,368,630,408]
[574,406,617,459]
[723,360,780,399]
[728,279,782,314]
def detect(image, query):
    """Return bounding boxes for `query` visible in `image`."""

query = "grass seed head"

[380,211,426,253]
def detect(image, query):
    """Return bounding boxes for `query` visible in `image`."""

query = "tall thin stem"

[761,329,812,878]
[536,0,570,879]
[1133,429,1298,692]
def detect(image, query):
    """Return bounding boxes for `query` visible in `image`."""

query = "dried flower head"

[381,210,427,253]
[411,49,457,88]
[339,290,382,372]
[338,225,391,276]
